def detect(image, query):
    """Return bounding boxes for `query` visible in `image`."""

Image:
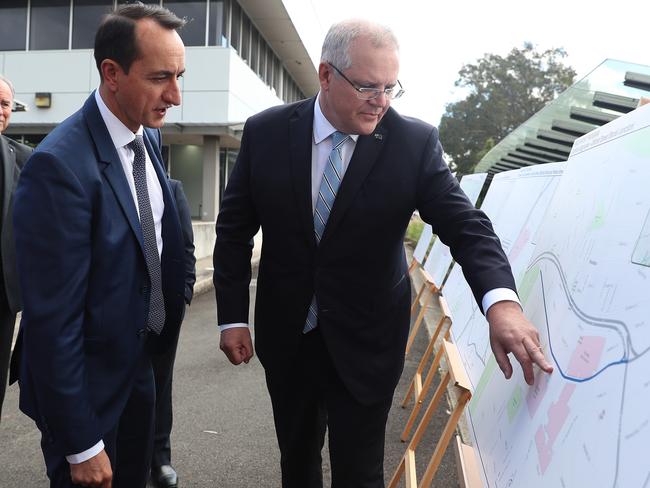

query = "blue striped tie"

[303,131,348,333]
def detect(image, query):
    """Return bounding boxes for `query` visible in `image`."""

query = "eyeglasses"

[329,63,404,101]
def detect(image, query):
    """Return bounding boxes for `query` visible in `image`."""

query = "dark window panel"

[230,1,240,51]
[0,0,28,51]
[208,0,228,46]
[30,0,70,50]
[163,1,206,46]
[72,0,113,49]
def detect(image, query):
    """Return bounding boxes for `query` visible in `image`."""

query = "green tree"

[439,43,576,176]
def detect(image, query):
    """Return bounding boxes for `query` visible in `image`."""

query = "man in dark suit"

[11,4,186,487]
[0,74,31,420]
[150,178,196,488]
[213,19,553,488]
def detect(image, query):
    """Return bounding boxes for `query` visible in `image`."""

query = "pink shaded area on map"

[526,367,551,418]
[534,336,606,474]
[508,227,530,263]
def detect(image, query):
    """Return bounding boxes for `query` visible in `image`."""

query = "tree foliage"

[438,43,576,176]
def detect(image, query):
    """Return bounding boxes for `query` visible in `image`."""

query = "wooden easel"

[388,339,472,488]
[453,435,483,488]
[405,268,439,356]
[401,295,452,441]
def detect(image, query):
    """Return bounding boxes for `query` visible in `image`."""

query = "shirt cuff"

[219,322,249,331]
[66,440,105,464]
[482,288,521,315]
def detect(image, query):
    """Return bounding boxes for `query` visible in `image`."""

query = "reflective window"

[0,0,27,51]
[164,1,206,46]
[72,0,113,49]
[241,15,250,62]
[230,1,240,51]
[30,0,70,50]
[208,0,228,46]
[250,27,259,74]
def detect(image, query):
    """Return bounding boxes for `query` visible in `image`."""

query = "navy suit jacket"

[213,97,516,405]
[12,93,185,456]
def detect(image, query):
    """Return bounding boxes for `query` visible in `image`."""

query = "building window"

[241,15,250,63]
[230,0,240,52]
[0,0,28,51]
[30,0,70,50]
[163,1,207,46]
[72,0,113,49]
[219,148,238,202]
[208,0,228,46]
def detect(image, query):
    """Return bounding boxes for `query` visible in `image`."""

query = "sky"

[284,0,649,126]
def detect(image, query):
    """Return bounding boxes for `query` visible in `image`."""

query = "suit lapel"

[82,94,145,252]
[289,98,317,247]
[321,124,388,243]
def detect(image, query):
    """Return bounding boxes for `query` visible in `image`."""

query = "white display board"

[469,104,650,487]
[423,172,488,286]
[412,223,434,265]
[446,163,565,389]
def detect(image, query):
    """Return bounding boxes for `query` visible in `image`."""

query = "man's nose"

[164,78,182,106]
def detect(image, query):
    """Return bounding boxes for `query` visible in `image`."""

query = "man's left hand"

[487,300,553,385]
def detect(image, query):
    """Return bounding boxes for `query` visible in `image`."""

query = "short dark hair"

[94,2,186,79]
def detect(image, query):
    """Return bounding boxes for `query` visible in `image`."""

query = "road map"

[467,104,650,487]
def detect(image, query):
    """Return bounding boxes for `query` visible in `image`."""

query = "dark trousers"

[151,326,181,468]
[0,290,16,420]
[41,353,156,488]
[265,328,393,488]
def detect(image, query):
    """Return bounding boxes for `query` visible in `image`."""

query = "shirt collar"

[94,89,144,149]
[313,92,359,145]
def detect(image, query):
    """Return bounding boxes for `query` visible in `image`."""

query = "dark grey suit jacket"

[1,134,30,313]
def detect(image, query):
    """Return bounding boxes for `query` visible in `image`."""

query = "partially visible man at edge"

[0,74,31,420]
[213,19,553,488]
[11,4,186,487]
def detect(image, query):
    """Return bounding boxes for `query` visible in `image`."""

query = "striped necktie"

[304,131,348,333]
[129,135,166,335]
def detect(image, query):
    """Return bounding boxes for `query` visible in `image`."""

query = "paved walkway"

[0,252,459,487]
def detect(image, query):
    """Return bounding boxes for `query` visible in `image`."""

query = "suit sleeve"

[172,180,196,304]
[213,120,260,325]
[416,127,516,311]
[13,151,100,454]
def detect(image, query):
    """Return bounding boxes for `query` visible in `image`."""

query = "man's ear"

[318,62,333,92]
[100,59,122,93]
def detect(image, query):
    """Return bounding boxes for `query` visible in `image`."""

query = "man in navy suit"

[12,4,186,487]
[214,19,553,488]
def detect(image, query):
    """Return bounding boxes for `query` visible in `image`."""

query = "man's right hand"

[70,449,112,487]
[220,327,254,365]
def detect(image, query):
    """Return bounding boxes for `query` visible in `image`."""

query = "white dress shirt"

[66,91,166,464]
[218,93,519,331]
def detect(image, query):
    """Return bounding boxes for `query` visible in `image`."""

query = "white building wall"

[2,46,282,128]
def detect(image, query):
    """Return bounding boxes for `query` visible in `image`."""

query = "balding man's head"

[0,75,14,133]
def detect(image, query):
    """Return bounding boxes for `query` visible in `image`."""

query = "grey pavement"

[0,255,459,487]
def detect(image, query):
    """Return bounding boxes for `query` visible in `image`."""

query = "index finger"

[523,336,553,374]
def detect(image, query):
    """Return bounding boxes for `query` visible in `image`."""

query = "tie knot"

[128,135,146,154]
[332,131,348,148]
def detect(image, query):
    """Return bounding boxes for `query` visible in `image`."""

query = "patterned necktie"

[129,135,166,335]
[304,131,348,333]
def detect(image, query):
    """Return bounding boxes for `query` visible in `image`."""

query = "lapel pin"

[374,133,383,141]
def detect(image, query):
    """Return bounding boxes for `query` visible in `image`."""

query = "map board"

[424,172,488,286]
[468,103,650,487]
[412,223,434,265]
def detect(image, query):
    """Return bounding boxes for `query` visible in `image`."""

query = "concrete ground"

[0,253,460,487]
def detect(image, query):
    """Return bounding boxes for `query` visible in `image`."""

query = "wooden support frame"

[405,269,438,356]
[388,340,473,488]
[401,296,452,441]
[453,435,483,488]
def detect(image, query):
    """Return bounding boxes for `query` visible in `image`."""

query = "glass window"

[273,58,282,97]
[72,0,113,49]
[208,0,228,46]
[250,27,258,74]
[219,148,238,202]
[30,0,70,50]
[0,0,28,51]
[163,1,206,46]
[265,46,273,86]
[241,15,250,62]
[230,0,240,52]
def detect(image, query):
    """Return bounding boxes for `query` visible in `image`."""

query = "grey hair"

[0,74,15,98]
[320,19,399,70]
